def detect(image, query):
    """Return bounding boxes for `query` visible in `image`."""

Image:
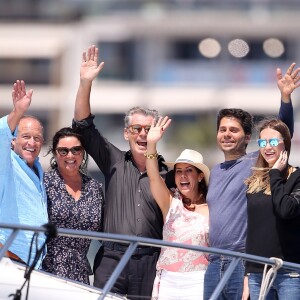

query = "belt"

[209,254,242,263]
[0,243,25,264]
[103,241,160,256]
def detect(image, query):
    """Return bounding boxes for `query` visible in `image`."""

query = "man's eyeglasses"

[128,124,151,134]
[56,146,83,156]
[257,138,283,148]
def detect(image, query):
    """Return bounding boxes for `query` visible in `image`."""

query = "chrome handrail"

[1,223,300,300]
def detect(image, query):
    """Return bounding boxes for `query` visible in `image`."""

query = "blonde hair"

[245,167,271,195]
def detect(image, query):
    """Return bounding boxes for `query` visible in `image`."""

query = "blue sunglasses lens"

[258,139,267,148]
[269,138,279,147]
[258,138,280,148]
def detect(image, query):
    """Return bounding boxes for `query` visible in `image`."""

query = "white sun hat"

[163,149,210,186]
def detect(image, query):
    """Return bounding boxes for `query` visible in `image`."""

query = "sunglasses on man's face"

[56,146,83,156]
[127,124,151,134]
[257,138,283,148]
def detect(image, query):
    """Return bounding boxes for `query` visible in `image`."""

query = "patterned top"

[42,168,104,284]
[156,190,209,272]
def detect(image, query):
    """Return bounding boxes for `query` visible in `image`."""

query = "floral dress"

[152,189,209,298]
[42,168,104,284]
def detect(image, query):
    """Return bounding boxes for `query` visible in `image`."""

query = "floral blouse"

[42,168,104,284]
[152,190,209,299]
[157,189,209,272]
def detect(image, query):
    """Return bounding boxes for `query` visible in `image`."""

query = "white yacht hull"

[0,258,126,300]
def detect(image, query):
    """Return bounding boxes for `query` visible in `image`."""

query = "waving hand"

[80,45,104,82]
[12,80,33,115]
[147,116,172,145]
[277,62,300,101]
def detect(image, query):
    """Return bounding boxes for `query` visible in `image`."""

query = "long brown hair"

[245,119,291,195]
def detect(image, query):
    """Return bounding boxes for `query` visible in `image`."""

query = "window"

[0,58,56,85]
[97,41,136,81]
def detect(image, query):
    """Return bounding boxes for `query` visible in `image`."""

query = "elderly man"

[0,80,48,267]
[73,46,167,299]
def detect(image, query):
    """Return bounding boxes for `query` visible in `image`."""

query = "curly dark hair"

[217,108,253,136]
[46,127,88,174]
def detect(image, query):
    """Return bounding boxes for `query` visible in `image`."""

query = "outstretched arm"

[7,80,33,132]
[74,45,104,121]
[146,116,172,219]
[277,62,300,138]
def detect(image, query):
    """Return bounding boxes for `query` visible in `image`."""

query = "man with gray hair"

[73,45,167,299]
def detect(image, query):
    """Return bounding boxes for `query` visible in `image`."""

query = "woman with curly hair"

[42,127,104,284]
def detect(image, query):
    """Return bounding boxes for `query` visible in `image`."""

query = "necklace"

[184,194,206,206]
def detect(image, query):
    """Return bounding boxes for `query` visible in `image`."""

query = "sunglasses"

[56,146,83,156]
[128,124,151,134]
[257,138,283,148]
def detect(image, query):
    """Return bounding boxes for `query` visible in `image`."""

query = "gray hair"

[124,106,159,128]
[13,115,44,138]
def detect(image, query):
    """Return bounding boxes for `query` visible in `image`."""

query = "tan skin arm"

[7,80,33,132]
[74,45,104,121]
[242,276,249,300]
[277,62,300,103]
[146,116,172,220]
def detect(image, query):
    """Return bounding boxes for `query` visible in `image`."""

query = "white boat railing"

[1,223,300,300]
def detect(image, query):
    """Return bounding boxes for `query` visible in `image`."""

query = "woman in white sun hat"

[145,116,210,300]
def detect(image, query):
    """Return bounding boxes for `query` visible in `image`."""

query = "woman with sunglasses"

[146,116,210,300]
[245,119,300,299]
[41,127,104,284]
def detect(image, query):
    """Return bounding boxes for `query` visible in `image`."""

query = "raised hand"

[12,80,33,114]
[80,45,104,82]
[277,62,300,99]
[147,116,172,145]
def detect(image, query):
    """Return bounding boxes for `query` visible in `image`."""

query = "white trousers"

[155,270,205,300]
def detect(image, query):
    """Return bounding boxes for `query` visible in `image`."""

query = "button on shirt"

[73,115,167,240]
[0,115,48,267]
